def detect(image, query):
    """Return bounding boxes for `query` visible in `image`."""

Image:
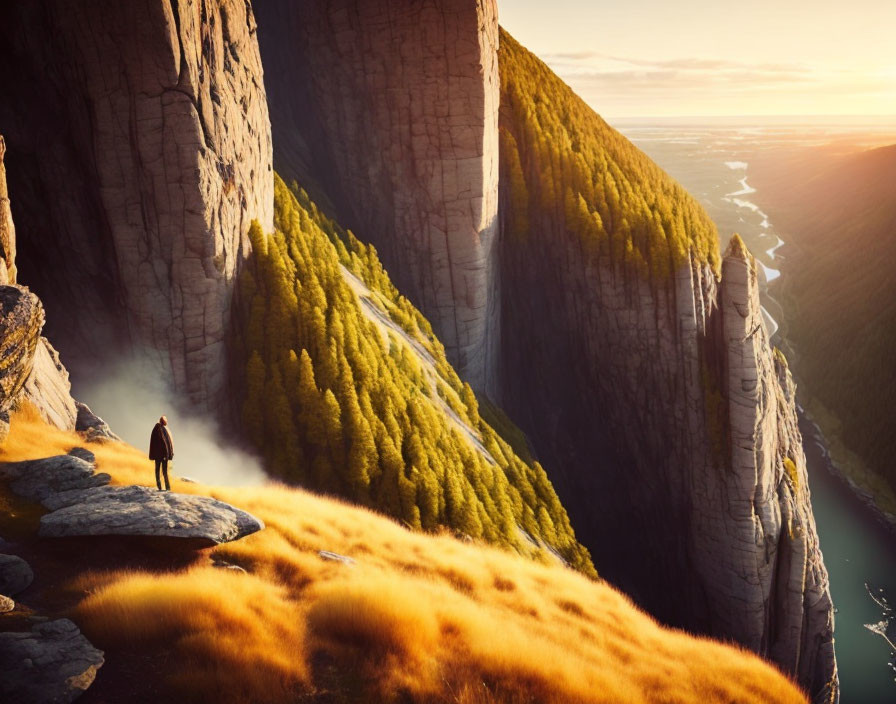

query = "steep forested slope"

[499,32,720,277]
[751,144,896,512]
[229,175,594,573]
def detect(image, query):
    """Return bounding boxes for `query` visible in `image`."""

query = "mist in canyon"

[77,356,267,488]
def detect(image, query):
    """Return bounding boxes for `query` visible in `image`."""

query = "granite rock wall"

[496,213,837,700]
[255,0,500,391]
[0,0,274,408]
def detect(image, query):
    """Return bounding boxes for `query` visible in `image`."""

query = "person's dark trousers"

[155,458,170,491]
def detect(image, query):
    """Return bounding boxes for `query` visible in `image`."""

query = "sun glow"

[500,0,896,118]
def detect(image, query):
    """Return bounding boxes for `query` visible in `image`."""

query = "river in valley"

[614,118,896,702]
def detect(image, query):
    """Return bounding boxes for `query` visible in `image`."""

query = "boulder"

[66,447,96,464]
[0,618,103,704]
[74,402,120,442]
[0,455,110,503]
[0,553,33,596]
[39,485,264,546]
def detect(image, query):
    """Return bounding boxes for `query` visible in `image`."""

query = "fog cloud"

[79,356,268,487]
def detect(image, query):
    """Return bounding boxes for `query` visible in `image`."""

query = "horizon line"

[604,113,896,121]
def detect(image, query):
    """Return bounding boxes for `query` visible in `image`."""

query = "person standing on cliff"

[149,416,174,491]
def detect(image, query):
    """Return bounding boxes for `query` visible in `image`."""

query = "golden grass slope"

[0,406,808,703]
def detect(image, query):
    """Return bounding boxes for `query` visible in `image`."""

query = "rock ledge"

[40,485,264,545]
[1,451,264,546]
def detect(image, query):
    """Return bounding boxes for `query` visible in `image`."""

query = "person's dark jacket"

[149,423,174,461]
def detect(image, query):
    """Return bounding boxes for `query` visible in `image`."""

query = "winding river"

[617,120,896,702]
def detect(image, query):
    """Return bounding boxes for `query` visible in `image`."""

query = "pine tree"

[243,351,266,445]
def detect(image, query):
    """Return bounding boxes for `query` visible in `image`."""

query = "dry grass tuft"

[308,575,439,656]
[1,408,809,703]
[76,568,308,700]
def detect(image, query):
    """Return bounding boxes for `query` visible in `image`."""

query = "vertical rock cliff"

[695,237,836,697]
[0,0,274,408]
[0,138,16,286]
[0,138,77,432]
[497,35,837,702]
[255,0,500,391]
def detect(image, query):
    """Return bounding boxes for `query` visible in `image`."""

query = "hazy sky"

[499,0,896,118]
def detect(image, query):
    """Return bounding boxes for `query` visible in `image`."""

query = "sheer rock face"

[255,0,500,391]
[0,137,79,433]
[705,244,836,701]
[0,554,34,598]
[0,137,16,285]
[496,221,837,700]
[0,0,274,408]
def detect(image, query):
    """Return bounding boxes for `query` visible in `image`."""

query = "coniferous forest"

[231,176,594,574]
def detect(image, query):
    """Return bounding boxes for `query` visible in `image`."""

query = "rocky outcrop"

[496,223,837,699]
[39,485,264,545]
[0,283,79,437]
[0,453,111,503]
[0,286,42,400]
[74,402,121,443]
[0,0,274,409]
[0,554,34,597]
[0,619,104,704]
[255,0,500,391]
[1,450,264,546]
[23,337,78,431]
[0,284,43,441]
[694,238,836,700]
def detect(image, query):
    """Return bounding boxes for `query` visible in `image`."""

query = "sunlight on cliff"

[0,408,809,703]
[76,356,267,487]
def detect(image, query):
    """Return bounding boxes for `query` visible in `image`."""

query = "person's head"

[159,416,168,426]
